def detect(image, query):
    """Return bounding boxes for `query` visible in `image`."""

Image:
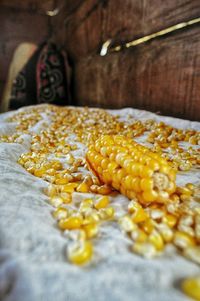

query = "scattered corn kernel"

[58,216,83,230]
[119,215,136,232]
[182,277,200,301]
[132,242,157,258]
[83,223,99,239]
[67,240,93,265]
[52,207,68,220]
[49,196,63,208]
[94,196,110,210]
[173,231,195,249]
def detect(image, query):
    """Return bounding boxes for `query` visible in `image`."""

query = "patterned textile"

[10,42,70,110]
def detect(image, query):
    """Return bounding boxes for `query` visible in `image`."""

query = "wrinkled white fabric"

[0,105,199,301]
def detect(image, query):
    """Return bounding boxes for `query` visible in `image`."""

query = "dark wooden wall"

[0,0,200,121]
[64,0,200,121]
[0,0,53,101]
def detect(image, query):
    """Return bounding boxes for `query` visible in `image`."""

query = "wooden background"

[0,0,200,121]
[0,0,53,102]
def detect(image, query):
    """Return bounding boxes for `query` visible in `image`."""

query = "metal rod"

[100,16,200,56]
[46,1,66,17]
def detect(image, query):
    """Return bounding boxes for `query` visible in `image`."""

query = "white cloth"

[0,105,199,301]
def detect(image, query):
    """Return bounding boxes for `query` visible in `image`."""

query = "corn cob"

[86,135,176,203]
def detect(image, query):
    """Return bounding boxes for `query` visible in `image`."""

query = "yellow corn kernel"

[115,168,126,183]
[84,209,100,223]
[80,205,93,214]
[180,194,191,202]
[64,229,86,241]
[55,178,69,185]
[163,214,177,228]
[156,223,174,243]
[34,168,46,177]
[27,166,35,174]
[140,166,154,178]
[142,190,158,203]
[65,153,74,164]
[176,186,192,196]
[181,277,200,301]
[141,219,154,234]
[108,161,118,174]
[119,215,137,232]
[60,192,72,204]
[83,175,93,186]
[61,183,79,193]
[131,229,147,243]
[166,181,176,194]
[51,161,63,170]
[183,246,200,265]
[83,223,99,239]
[26,160,35,169]
[94,196,110,210]
[131,163,142,177]
[79,199,94,212]
[104,207,115,218]
[132,207,148,223]
[112,180,120,191]
[98,207,115,220]
[131,178,141,193]
[70,144,78,150]
[132,242,157,258]
[173,231,195,249]
[45,184,57,197]
[52,207,68,220]
[123,175,134,190]
[157,191,170,203]
[76,182,89,193]
[46,168,56,176]
[101,158,110,169]
[67,240,93,265]
[96,185,112,195]
[148,230,164,251]
[83,198,94,206]
[58,215,83,230]
[128,200,142,214]
[140,178,154,191]
[18,157,25,165]
[49,196,63,207]
[150,209,164,220]
[72,174,83,182]
[185,183,195,191]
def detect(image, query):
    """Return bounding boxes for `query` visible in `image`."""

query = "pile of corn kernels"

[0,105,200,299]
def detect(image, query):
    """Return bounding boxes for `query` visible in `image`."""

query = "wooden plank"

[65,0,200,60]
[65,0,102,60]
[0,7,49,82]
[0,0,56,12]
[74,26,200,121]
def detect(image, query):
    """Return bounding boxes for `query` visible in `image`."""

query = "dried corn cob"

[86,135,176,203]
